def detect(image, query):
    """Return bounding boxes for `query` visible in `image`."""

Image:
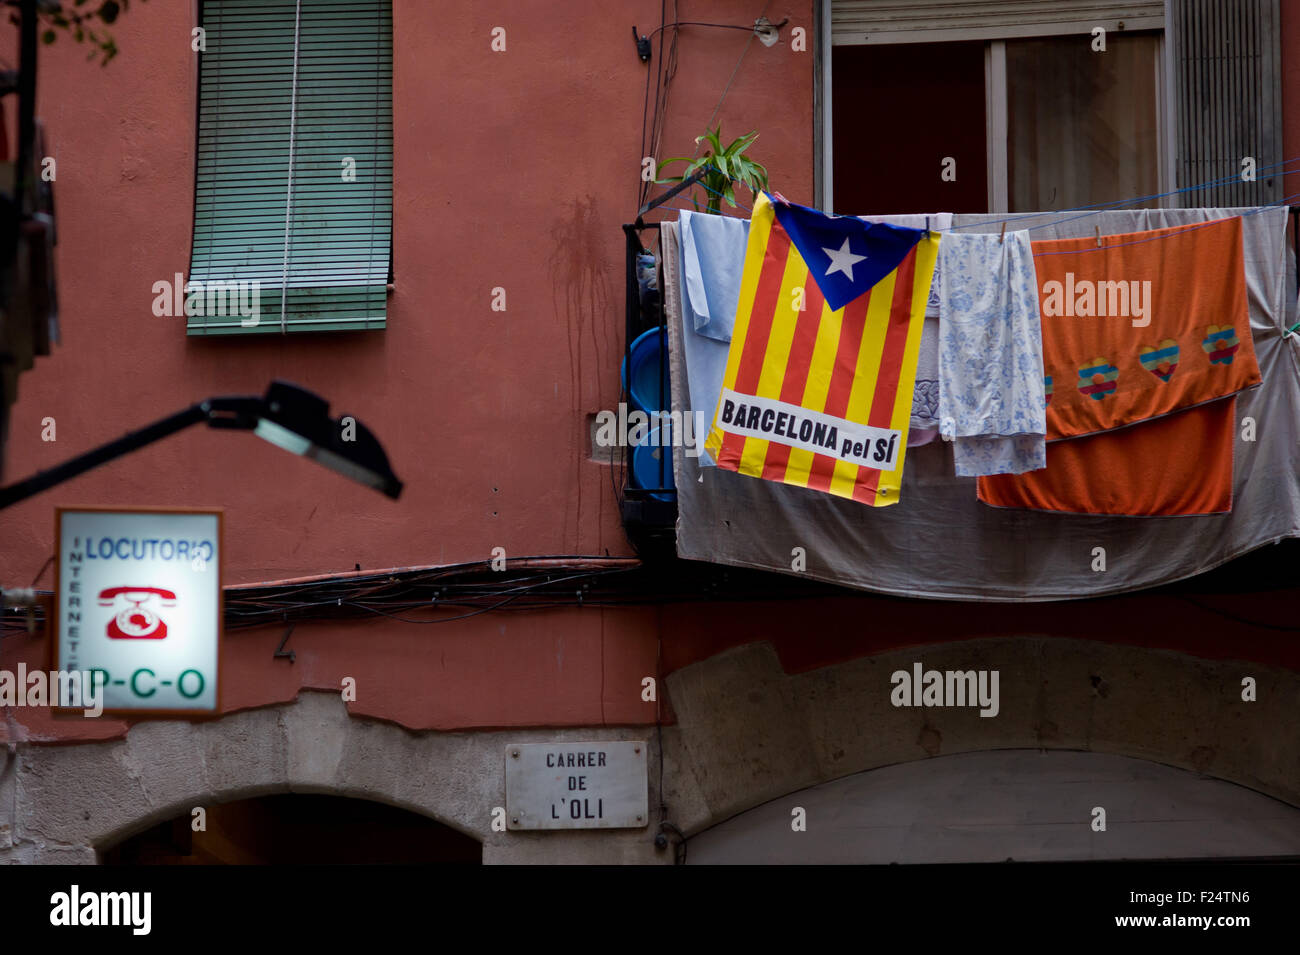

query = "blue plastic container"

[630,424,676,501]
[621,326,668,413]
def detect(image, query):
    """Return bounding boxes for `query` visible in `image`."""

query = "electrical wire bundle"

[0,554,852,637]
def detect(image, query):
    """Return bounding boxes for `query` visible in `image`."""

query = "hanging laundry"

[855,213,953,443]
[937,230,1046,476]
[976,216,1260,516]
[910,317,941,435]
[1032,216,1260,439]
[677,212,949,448]
[679,210,750,342]
[668,204,1300,598]
[978,398,1236,516]
[703,192,938,506]
[854,214,951,315]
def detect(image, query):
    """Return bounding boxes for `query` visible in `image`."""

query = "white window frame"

[818,7,1171,214]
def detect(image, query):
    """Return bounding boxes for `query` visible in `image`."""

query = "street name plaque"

[505,741,649,830]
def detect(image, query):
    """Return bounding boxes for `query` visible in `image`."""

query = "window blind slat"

[189,0,392,336]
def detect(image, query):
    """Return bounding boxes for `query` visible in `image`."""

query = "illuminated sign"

[54,507,222,715]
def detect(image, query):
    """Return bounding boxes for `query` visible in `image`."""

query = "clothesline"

[654,191,1300,264]
[665,204,1300,598]
[1014,185,1300,236]
[1030,192,1300,256]
[949,156,1300,231]
[653,156,1300,234]
[675,196,1279,513]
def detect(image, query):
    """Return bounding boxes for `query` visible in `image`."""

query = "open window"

[821,0,1284,215]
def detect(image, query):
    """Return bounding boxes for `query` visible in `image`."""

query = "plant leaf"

[666,124,768,215]
[725,131,758,155]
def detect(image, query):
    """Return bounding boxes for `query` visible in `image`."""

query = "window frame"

[187,0,394,336]
[816,2,1173,214]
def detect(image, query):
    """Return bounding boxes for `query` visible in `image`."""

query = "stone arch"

[659,638,1300,839]
[6,637,1294,865]
[99,791,484,864]
[683,749,1300,863]
[1,691,661,864]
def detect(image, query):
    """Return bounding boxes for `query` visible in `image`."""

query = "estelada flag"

[1032,216,1260,440]
[703,192,938,505]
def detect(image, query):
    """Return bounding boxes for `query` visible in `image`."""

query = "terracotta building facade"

[1,0,1298,864]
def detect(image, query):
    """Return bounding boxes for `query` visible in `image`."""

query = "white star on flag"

[822,237,867,281]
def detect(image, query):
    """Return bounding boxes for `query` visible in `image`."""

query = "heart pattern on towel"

[1077,358,1118,400]
[1138,339,1180,382]
[1201,325,1240,365]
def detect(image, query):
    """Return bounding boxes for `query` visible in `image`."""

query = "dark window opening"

[832,41,988,215]
[100,793,481,865]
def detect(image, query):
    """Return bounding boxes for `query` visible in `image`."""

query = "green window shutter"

[189,0,392,335]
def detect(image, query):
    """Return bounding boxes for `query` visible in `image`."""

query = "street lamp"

[0,380,403,508]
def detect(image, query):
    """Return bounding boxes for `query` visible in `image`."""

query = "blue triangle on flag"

[768,194,924,312]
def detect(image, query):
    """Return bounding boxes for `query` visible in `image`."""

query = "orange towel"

[978,398,1235,517]
[976,218,1258,517]
[1034,216,1259,440]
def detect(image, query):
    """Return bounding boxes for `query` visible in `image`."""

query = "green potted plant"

[657,126,769,214]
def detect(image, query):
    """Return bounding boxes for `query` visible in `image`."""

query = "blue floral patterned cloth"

[937,230,1046,476]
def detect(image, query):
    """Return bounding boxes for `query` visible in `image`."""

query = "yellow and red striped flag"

[703,192,938,505]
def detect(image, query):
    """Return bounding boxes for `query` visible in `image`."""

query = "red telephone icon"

[97,587,177,639]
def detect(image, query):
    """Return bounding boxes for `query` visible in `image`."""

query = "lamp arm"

[0,401,225,510]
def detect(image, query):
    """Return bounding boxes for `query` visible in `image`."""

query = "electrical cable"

[1173,594,1300,631]
[15,536,1299,639]
[636,0,667,210]
[642,20,775,42]
[28,555,53,587]
[641,1,776,214]
[9,567,1299,636]
[1028,191,1300,254]
[646,0,680,204]
[1022,187,1300,238]
[640,0,680,211]
[946,156,1300,231]
[645,162,1300,246]
[635,11,656,209]
[214,565,660,631]
[695,0,774,160]
[342,593,525,626]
